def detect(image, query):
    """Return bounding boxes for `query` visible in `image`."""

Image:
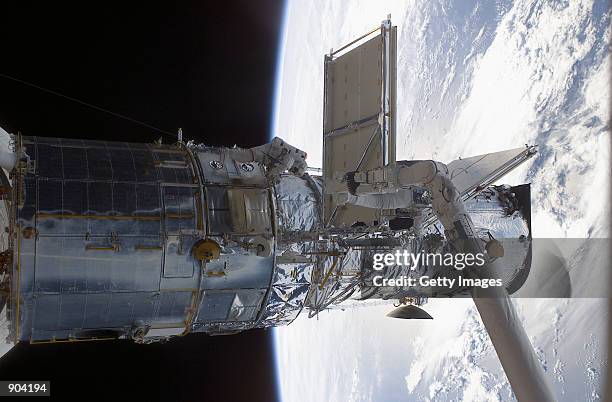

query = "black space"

[0,2,285,402]
[0,1,284,147]
[0,331,279,402]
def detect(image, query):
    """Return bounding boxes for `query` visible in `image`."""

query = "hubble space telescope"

[0,18,554,402]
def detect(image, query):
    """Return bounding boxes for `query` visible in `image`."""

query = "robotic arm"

[344,159,556,402]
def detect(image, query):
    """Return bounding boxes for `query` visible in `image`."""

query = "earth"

[271,1,610,401]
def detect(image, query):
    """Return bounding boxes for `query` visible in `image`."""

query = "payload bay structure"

[0,17,554,402]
